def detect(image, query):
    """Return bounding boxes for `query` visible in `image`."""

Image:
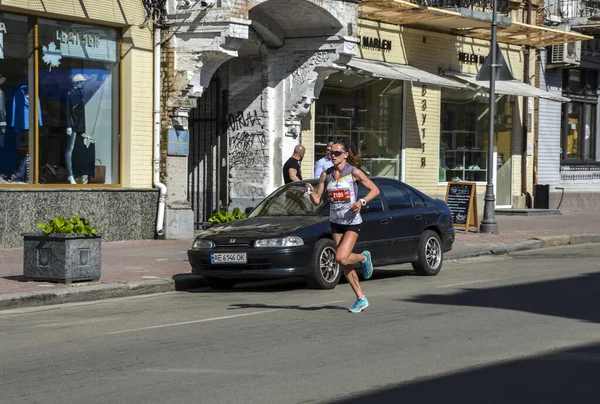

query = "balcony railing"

[544,0,600,20]
[411,0,510,15]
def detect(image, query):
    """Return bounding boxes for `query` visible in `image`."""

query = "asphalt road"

[2,244,600,404]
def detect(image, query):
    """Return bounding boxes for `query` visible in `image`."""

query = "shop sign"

[361,36,392,51]
[167,129,189,156]
[458,52,485,65]
[48,23,118,63]
[167,98,197,108]
[56,30,101,48]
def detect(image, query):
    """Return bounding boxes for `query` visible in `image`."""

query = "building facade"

[164,0,359,232]
[164,0,589,237]
[0,0,158,247]
[302,1,588,211]
[304,21,533,207]
[539,0,600,210]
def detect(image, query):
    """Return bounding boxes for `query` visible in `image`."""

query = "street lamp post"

[480,0,500,234]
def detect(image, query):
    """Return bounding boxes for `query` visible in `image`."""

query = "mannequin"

[10,84,42,183]
[65,74,87,184]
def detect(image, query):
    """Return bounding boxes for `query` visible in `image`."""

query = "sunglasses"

[329,150,344,157]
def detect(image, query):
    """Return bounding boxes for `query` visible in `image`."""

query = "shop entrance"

[495,96,514,207]
[188,73,228,229]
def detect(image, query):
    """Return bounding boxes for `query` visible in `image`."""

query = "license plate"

[210,252,247,264]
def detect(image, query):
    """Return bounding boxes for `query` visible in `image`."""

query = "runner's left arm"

[351,168,380,213]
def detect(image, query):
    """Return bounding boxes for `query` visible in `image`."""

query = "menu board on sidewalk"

[445,182,478,233]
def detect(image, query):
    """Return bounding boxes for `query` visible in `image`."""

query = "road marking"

[437,279,494,288]
[106,300,345,335]
[139,368,276,376]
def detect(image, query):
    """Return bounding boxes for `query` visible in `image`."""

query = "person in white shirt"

[314,141,334,179]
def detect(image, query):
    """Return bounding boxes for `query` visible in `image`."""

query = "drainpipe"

[521,0,532,207]
[153,27,166,236]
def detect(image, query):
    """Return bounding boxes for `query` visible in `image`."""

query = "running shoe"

[348,296,369,313]
[361,250,373,280]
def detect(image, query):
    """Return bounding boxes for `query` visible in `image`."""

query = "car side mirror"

[245,207,254,215]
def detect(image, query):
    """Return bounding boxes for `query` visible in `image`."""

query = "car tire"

[204,277,237,290]
[412,230,443,276]
[306,238,341,290]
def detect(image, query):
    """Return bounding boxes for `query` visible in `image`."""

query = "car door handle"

[380,219,390,225]
[414,215,422,220]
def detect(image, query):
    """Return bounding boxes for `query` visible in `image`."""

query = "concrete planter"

[23,233,102,283]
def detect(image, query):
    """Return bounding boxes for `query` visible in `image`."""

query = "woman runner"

[306,141,380,313]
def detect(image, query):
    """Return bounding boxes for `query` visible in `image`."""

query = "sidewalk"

[2,210,600,309]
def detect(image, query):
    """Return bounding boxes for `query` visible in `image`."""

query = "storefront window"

[561,102,596,161]
[0,14,33,184]
[38,20,119,184]
[439,89,513,185]
[314,71,402,179]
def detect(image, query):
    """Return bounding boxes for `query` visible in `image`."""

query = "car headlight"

[191,238,215,249]
[254,236,304,248]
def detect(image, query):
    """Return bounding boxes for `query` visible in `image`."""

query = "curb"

[0,275,205,311]
[447,233,600,261]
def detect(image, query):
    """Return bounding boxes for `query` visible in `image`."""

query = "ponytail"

[346,147,361,167]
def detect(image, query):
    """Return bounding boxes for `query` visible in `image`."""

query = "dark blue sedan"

[188,178,455,290]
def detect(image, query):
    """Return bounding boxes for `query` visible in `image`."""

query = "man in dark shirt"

[283,144,305,184]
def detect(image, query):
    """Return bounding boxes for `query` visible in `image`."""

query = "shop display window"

[439,89,513,183]
[314,70,402,179]
[0,15,120,186]
[38,20,120,184]
[0,14,34,184]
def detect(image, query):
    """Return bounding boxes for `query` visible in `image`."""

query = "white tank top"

[326,164,362,225]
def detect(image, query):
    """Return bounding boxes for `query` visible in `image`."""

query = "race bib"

[329,188,351,204]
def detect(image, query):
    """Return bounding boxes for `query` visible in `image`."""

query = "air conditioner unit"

[548,41,581,67]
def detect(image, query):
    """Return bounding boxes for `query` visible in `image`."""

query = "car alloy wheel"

[425,236,442,270]
[412,229,443,276]
[319,246,339,283]
[307,238,342,289]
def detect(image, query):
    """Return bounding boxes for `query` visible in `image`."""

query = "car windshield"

[248,183,329,217]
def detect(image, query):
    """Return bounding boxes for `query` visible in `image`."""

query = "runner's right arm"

[306,171,327,205]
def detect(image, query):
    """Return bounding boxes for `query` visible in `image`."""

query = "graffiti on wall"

[228,108,269,206]
[228,110,263,132]
[229,131,268,169]
[235,185,267,201]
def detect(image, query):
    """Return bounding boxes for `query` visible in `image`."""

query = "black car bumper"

[442,229,455,252]
[188,245,314,280]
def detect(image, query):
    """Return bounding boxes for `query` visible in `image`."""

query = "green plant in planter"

[37,215,99,236]
[207,207,246,224]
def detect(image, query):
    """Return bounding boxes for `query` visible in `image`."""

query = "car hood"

[197,216,327,241]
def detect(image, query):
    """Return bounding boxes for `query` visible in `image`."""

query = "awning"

[446,72,570,102]
[359,0,593,47]
[347,58,467,89]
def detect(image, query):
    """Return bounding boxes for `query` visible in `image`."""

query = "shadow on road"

[404,271,600,324]
[327,341,600,404]
[174,267,415,293]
